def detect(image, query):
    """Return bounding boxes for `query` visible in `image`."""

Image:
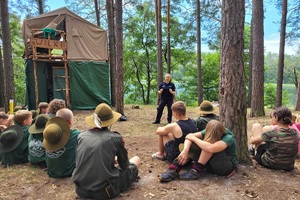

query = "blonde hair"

[203,120,226,144]
[14,110,32,126]
[295,114,300,124]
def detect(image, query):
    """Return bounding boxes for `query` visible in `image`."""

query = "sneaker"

[160,169,179,182]
[180,169,202,180]
[152,121,160,124]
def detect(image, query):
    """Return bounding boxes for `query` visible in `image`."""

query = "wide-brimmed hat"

[29,114,50,134]
[0,125,24,153]
[195,100,219,115]
[85,103,121,128]
[43,117,70,152]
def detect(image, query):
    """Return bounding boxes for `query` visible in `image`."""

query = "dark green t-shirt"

[201,128,238,165]
[45,129,80,178]
[28,133,45,164]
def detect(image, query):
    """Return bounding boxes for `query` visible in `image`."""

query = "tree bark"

[196,0,203,105]
[1,0,15,112]
[166,0,171,73]
[247,19,253,108]
[0,45,4,108]
[276,0,287,108]
[37,0,44,14]
[106,0,116,107]
[250,0,265,117]
[115,0,124,114]
[155,0,163,85]
[94,0,100,26]
[219,0,250,163]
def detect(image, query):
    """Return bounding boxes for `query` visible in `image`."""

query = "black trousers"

[155,98,173,123]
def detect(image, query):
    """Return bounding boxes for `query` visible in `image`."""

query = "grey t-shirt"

[72,128,129,191]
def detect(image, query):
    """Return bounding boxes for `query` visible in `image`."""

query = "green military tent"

[22,7,110,110]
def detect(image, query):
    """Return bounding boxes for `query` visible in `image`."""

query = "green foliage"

[123,1,199,105]
[265,52,300,85]
[10,14,26,105]
[176,52,220,106]
[264,83,289,108]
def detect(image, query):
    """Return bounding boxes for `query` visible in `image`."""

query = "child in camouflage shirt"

[250,107,299,171]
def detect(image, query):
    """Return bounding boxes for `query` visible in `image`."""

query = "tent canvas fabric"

[25,60,111,110]
[22,7,108,61]
[69,61,111,110]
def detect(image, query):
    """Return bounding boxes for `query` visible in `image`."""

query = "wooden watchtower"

[29,29,70,108]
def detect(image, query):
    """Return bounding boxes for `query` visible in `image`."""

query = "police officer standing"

[153,73,176,124]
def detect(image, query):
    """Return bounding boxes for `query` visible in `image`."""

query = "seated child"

[43,108,80,178]
[160,120,237,182]
[47,99,66,118]
[0,125,24,165]
[38,102,49,115]
[28,114,50,167]
[250,107,298,171]
[193,100,219,131]
[151,101,197,163]
[72,103,140,199]
[0,111,14,132]
[0,110,32,166]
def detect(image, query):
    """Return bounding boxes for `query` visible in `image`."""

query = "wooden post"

[64,61,70,108]
[33,60,39,109]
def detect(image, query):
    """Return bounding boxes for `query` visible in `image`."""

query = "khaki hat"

[43,117,70,152]
[195,100,218,115]
[85,103,121,128]
[0,125,24,153]
[29,114,50,134]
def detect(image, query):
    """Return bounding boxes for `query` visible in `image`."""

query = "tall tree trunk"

[106,0,116,107]
[1,0,15,113]
[166,0,171,73]
[37,0,44,14]
[196,0,203,105]
[247,19,253,108]
[0,45,4,108]
[115,0,124,115]
[276,0,287,108]
[94,0,100,26]
[219,0,250,163]
[250,0,265,117]
[155,0,163,85]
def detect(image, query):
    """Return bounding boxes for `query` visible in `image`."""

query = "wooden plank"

[30,38,67,50]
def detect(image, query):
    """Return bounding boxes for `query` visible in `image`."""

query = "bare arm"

[186,135,228,153]
[156,123,177,136]
[250,135,264,145]
[178,132,203,165]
